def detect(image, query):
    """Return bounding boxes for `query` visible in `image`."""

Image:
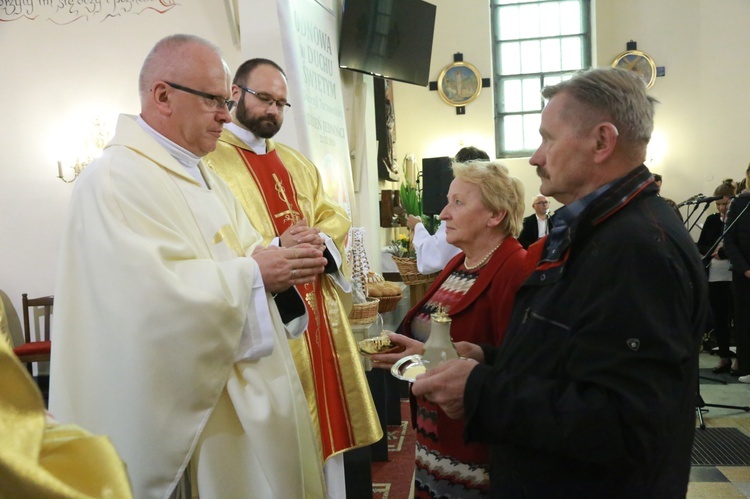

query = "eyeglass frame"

[164,81,236,112]
[237,85,292,111]
[533,200,550,205]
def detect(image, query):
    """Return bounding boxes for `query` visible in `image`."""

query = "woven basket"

[376,294,401,313]
[365,272,402,313]
[349,297,380,325]
[392,256,439,286]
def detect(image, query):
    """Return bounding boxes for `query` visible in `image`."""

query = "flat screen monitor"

[338,0,437,86]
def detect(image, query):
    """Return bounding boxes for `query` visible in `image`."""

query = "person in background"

[736,163,750,193]
[696,179,737,374]
[204,58,381,497]
[406,146,490,274]
[653,172,663,191]
[411,68,707,497]
[49,35,328,498]
[372,160,528,497]
[653,172,683,222]
[517,194,553,249]
[724,167,750,383]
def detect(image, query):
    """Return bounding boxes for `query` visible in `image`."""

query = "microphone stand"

[683,202,712,233]
[695,199,750,430]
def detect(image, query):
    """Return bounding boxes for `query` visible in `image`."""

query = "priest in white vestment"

[48,34,327,499]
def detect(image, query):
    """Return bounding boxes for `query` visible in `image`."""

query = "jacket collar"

[528,165,656,283]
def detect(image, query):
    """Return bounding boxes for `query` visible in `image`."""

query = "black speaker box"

[422,156,452,215]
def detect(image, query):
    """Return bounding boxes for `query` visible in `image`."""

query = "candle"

[57,161,63,179]
[404,154,415,187]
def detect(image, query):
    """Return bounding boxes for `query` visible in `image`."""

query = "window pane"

[500,42,521,75]
[523,113,542,150]
[492,0,589,156]
[520,40,541,73]
[496,0,536,5]
[544,75,563,87]
[518,4,539,38]
[561,37,582,70]
[539,2,560,37]
[540,39,561,72]
[498,6,520,40]
[522,77,542,111]
[560,1,582,35]
[504,115,524,152]
[503,79,523,113]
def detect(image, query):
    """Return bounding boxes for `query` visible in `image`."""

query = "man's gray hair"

[542,68,658,146]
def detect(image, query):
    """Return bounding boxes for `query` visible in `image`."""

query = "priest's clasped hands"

[252,243,327,293]
[280,218,326,251]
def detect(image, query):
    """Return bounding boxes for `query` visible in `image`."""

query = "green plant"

[399,183,422,217]
[387,233,416,258]
[420,214,441,235]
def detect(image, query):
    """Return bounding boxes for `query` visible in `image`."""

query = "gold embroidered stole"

[236,148,354,459]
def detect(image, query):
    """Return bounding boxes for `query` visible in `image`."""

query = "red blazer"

[402,236,527,347]
[401,237,528,460]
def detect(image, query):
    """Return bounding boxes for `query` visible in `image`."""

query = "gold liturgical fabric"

[206,130,382,460]
[0,333,132,498]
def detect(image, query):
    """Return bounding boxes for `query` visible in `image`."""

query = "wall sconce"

[57,118,110,183]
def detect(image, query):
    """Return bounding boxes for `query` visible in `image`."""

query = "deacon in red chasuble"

[205,58,381,495]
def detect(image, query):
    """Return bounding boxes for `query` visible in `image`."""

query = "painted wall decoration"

[0,0,177,23]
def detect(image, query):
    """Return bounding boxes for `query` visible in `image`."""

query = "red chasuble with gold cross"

[237,148,355,459]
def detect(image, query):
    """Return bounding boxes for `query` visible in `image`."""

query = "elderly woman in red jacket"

[371,159,528,498]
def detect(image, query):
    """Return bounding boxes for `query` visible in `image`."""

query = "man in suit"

[518,194,552,249]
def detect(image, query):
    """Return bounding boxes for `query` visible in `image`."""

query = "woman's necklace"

[464,240,504,270]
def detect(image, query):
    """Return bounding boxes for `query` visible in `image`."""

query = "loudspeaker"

[422,156,452,215]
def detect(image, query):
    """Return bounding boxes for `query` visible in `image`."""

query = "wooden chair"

[13,293,53,377]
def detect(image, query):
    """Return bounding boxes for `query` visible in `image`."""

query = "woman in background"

[697,179,737,373]
[372,160,528,498]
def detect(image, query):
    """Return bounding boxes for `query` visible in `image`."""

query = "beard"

[235,96,282,139]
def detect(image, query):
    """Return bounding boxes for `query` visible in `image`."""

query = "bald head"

[138,34,232,156]
[139,34,224,103]
[532,194,549,217]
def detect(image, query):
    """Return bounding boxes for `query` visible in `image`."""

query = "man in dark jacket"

[518,194,553,249]
[412,67,707,498]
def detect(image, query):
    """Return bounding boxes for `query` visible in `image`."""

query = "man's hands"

[252,244,327,293]
[279,218,325,251]
[411,358,478,419]
[453,341,485,363]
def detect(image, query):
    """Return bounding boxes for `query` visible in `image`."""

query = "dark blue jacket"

[464,165,708,498]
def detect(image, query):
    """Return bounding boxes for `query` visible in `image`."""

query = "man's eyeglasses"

[533,201,549,205]
[165,82,236,112]
[238,85,291,111]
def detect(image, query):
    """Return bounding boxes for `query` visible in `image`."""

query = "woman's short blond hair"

[451,160,525,237]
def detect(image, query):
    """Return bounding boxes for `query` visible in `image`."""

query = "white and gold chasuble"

[49,115,324,498]
[205,129,382,462]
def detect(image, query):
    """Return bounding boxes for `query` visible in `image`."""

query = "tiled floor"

[690,351,750,497]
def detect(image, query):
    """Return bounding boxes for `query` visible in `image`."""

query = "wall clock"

[611,49,656,89]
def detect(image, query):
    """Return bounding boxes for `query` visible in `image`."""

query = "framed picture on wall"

[437,61,482,107]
